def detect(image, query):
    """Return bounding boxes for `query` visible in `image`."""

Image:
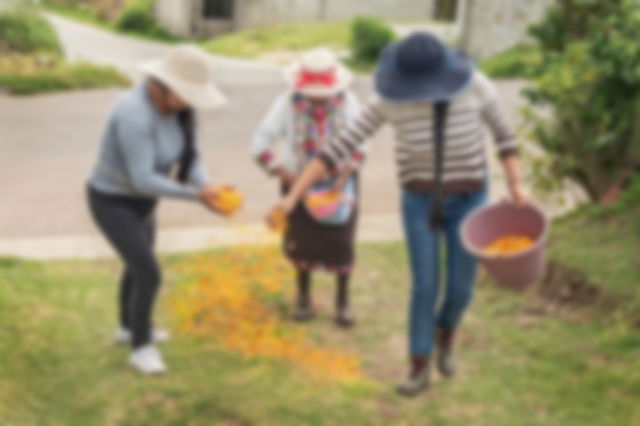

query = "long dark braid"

[176,108,196,183]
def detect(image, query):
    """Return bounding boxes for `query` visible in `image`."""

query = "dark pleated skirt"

[281,181,358,273]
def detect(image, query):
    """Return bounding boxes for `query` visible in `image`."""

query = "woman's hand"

[501,154,532,206]
[266,196,295,231]
[198,184,232,216]
[265,157,329,229]
[508,180,532,206]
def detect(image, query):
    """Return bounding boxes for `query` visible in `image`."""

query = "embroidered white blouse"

[251,90,370,176]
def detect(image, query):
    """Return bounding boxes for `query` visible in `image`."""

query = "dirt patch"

[509,260,624,328]
[537,261,606,308]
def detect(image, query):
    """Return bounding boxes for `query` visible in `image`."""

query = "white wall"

[237,0,436,29]
[154,0,194,38]
[460,0,555,59]
[154,0,437,38]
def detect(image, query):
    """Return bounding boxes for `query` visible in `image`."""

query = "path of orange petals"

[169,245,361,383]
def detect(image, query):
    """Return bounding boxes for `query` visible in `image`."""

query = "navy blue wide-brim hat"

[375,32,475,103]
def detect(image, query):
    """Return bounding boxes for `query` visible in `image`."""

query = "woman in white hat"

[252,48,369,327]
[87,45,231,375]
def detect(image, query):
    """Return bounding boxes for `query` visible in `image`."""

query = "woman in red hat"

[252,48,370,327]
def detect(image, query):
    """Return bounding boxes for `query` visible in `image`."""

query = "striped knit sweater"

[320,72,518,193]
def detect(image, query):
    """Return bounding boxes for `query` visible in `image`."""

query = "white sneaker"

[128,345,167,375]
[114,327,171,345]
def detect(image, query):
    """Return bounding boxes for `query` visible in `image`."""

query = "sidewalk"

[0,214,403,260]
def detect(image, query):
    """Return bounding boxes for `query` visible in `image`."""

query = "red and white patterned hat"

[284,48,353,97]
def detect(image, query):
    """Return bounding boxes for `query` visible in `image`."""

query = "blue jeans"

[402,188,488,356]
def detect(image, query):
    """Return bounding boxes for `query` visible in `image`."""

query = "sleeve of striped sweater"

[320,98,386,170]
[476,73,519,159]
[343,91,372,170]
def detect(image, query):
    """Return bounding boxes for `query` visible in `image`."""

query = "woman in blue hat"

[267,32,531,396]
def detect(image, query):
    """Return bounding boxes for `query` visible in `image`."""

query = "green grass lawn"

[1,207,639,425]
[201,21,352,59]
[0,54,129,95]
[0,7,129,95]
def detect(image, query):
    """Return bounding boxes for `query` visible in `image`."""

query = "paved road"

[0,15,399,245]
[0,14,582,258]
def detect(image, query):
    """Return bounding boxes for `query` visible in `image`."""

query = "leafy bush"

[115,1,177,41]
[480,44,542,79]
[350,17,394,64]
[0,54,129,95]
[115,5,155,33]
[523,0,640,202]
[0,8,63,55]
[528,0,624,55]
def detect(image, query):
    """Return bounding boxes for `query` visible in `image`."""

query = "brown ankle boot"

[396,356,431,397]
[292,304,315,322]
[335,306,356,328]
[437,328,457,378]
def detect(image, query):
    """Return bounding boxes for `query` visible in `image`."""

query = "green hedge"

[115,0,176,41]
[0,8,63,55]
[350,17,395,64]
[115,5,156,33]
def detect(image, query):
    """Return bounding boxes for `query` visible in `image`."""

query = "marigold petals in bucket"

[483,234,535,256]
[461,200,549,291]
[305,190,342,218]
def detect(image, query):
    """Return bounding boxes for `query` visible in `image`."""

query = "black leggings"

[88,186,159,348]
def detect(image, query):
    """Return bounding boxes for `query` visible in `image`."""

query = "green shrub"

[0,8,63,55]
[480,44,542,79]
[350,17,394,64]
[0,54,129,95]
[523,0,640,202]
[115,1,177,41]
[115,5,156,34]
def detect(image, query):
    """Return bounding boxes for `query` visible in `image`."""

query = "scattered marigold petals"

[169,245,360,383]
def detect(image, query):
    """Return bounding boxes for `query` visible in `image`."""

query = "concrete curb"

[0,214,403,260]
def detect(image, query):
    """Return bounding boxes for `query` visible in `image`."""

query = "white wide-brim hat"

[284,48,353,98]
[140,44,227,109]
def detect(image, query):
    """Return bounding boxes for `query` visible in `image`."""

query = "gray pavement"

[0,14,584,259]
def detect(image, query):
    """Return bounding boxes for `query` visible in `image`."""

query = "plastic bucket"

[461,200,549,291]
